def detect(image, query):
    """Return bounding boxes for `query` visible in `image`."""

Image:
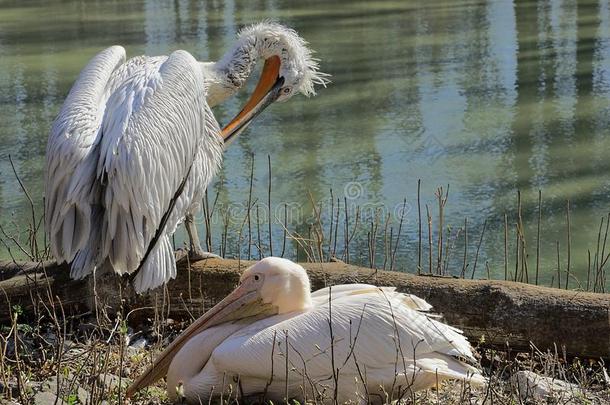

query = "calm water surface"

[1,0,609,288]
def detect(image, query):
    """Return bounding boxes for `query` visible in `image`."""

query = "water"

[1,0,609,289]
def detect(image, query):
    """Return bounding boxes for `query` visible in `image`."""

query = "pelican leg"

[182,213,221,261]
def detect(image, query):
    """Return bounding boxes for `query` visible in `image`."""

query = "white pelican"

[44,23,327,292]
[127,257,486,403]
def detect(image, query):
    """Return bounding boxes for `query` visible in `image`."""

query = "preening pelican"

[44,23,327,292]
[127,257,485,403]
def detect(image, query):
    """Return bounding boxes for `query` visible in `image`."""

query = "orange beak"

[125,280,277,399]
[221,55,284,144]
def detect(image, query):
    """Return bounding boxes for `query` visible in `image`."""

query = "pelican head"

[238,22,328,102]
[242,257,312,314]
[126,257,313,397]
[208,22,329,143]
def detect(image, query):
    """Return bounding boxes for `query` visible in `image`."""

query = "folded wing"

[45,46,126,264]
[210,286,484,399]
[46,48,223,291]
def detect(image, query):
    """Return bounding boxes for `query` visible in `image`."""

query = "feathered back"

[45,47,223,291]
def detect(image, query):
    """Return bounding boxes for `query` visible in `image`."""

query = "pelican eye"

[254,275,260,281]
[283,87,291,95]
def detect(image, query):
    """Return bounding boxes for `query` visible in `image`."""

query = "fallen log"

[1,258,609,359]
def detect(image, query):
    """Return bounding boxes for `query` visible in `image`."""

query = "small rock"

[41,375,58,391]
[129,337,147,350]
[97,373,129,391]
[513,370,584,402]
[42,331,58,346]
[62,339,75,350]
[76,386,89,403]
[126,346,139,357]
[37,372,87,403]
[64,346,86,358]
[121,367,131,378]
[33,390,67,405]
[0,377,18,395]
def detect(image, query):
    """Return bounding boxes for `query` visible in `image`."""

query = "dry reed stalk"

[267,155,273,257]
[390,198,407,272]
[535,190,542,285]
[556,240,561,289]
[417,179,422,274]
[256,204,263,260]
[426,205,432,274]
[333,198,340,260]
[247,155,255,260]
[461,217,468,278]
[435,186,449,274]
[471,219,487,280]
[8,155,39,260]
[565,200,571,290]
[328,189,335,261]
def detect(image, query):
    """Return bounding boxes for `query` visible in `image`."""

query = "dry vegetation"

[1,297,609,404]
[1,155,609,404]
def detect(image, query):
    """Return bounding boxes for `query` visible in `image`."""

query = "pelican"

[127,257,486,403]
[44,23,327,292]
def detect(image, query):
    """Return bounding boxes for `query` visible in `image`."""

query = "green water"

[1,0,609,289]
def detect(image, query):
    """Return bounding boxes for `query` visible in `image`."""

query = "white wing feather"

[97,50,222,288]
[46,48,223,291]
[45,46,126,263]
[190,286,484,402]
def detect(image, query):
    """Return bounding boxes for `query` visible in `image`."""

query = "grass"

[2,296,609,404]
[1,154,609,403]
[2,154,609,291]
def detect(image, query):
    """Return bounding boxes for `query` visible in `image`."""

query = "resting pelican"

[127,257,485,403]
[44,23,327,292]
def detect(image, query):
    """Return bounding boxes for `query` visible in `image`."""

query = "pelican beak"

[221,55,284,145]
[125,282,277,398]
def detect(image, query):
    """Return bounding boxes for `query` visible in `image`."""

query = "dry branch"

[1,258,609,359]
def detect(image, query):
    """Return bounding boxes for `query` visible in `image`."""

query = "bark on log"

[1,258,609,359]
